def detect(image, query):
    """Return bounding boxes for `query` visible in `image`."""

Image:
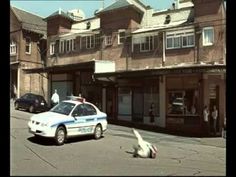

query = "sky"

[10,0,175,19]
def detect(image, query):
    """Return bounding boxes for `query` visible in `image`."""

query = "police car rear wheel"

[94,124,102,139]
[55,126,66,145]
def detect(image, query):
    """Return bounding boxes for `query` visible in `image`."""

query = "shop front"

[95,65,226,136]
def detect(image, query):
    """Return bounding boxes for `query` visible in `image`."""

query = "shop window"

[118,88,132,115]
[144,84,159,116]
[167,90,199,116]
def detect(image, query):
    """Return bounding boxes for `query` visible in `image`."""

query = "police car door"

[69,104,87,136]
[69,104,96,136]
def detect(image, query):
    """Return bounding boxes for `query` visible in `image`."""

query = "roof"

[132,20,189,35]
[11,6,47,37]
[96,0,146,14]
[23,61,95,74]
[45,9,74,22]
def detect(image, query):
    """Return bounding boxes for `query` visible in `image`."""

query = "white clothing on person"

[51,91,60,104]
[203,108,209,122]
[132,128,157,158]
[212,109,218,120]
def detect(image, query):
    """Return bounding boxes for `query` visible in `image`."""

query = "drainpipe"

[17,67,20,98]
[162,32,166,67]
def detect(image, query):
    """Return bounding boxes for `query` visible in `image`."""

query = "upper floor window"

[10,40,17,55]
[105,35,112,46]
[118,30,126,45]
[25,37,31,54]
[50,42,55,55]
[86,35,95,49]
[140,36,154,52]
[59,38,75,53]
[132,35,155,53]
[182,32,195,48]
[166,30,195,49]
[203,27,214,46]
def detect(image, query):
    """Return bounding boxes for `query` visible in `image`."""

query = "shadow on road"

[27,135,105,146]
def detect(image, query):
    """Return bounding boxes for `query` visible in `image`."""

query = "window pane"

[167,92,184,115]
[167,38,172,48]
[118,88,131,115]
[203,28,214,45]
[188,35,194,45]
[174,37,180,48]
[182,36,187,46]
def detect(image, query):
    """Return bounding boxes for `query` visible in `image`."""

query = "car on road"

[14,93,49,113]
[28,97,107,145]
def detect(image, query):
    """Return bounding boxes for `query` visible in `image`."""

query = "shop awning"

[94,64,226,80]
[23,60,115,74]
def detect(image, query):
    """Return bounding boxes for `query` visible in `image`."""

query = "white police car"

[28,97,107,145]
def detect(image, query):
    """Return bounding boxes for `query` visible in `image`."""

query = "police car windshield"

[50,102,76,115]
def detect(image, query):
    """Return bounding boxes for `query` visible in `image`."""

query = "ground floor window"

[167,89,199,116]
[144,84,159,117]
[118,88,132,116]
[117,78,160,120]
[166,75,200,117]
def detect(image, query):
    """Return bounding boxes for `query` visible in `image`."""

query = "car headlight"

[41,123,48,127]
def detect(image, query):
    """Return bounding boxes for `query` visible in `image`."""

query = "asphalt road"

[10,101,226,176]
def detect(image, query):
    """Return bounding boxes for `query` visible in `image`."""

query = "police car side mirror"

[72,113,78,120]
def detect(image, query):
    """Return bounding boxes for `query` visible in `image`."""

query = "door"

[209,84,220,134]
[132,88,143,122]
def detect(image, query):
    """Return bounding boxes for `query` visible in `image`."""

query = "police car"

[28,97,107,145]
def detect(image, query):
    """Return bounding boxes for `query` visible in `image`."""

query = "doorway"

[132,87,143,123]
[209,84,220,135]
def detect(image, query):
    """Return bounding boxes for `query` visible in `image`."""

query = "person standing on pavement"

[149,103,155,124]
[51,89,60,108]
[203,105,210,136]
[211,105,218,136]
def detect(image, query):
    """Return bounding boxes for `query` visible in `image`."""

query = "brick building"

[10,6,48,100]
[25,0,226,136]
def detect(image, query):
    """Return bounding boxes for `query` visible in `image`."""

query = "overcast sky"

[10,0,175,18]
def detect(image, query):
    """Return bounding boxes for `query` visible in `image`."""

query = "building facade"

[25,0,226,136]
[10,6,48,100]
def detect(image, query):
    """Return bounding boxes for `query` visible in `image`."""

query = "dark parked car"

[14,93,49,113]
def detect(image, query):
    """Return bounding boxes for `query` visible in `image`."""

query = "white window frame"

[86,35,95,49]
[118,29,126,45]
[203,27,214,46]
[140,36,154,52]
[166,34,181,49]
[166,29,195,49]
[60,38,75,53]
[59,40,64,53]
[10,40,17,55]
[25,37,31,54]
[182,32,195,48]
[105,35,112,46]
[50,42,55,55]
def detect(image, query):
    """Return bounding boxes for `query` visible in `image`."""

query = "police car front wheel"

[55,126,66,145]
